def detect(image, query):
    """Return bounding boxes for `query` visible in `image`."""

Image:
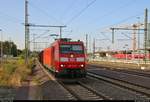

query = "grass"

[0,58,34,87]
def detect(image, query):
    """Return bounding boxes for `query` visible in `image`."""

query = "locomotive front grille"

[58,68,86,78]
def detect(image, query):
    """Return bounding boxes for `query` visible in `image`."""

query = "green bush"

[0,58,33,87]
[3,64,17,74]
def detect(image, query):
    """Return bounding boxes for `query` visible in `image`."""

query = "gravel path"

[36,61,76,100]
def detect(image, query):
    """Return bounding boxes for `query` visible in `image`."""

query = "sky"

[0,0,150,52]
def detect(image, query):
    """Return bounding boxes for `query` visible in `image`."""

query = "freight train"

[39,38,87,78]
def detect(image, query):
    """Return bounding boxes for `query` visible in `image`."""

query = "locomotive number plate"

[69,58,76,62]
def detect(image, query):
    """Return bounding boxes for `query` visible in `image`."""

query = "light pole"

[137,17,141,65]
[0,29,3,65]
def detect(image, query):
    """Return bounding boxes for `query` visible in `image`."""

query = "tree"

[0,41,18,57]
[11,44,17,57]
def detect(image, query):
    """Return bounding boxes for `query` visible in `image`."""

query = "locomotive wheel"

[84,73,87,77]
[83,70,87,77]
[54,72,58,77]
[54,71,60,78]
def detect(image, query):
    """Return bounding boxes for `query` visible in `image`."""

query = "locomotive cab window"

[60,44,84,54]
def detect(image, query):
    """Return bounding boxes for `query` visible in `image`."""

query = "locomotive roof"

[46,38,84,48]
[43,38,84,51]
[55,38,83,44]
[58,40,83,44]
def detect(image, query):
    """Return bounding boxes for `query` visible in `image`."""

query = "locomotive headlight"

[60,64,64,67]
[60,57,68,62]
[70,54,74,58]
[76,57,84,62]
[81,64,84,67]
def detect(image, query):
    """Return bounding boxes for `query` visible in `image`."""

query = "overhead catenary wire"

[30,29,50,31]
[96,12,144,32]
[0,10,23,24]
[60,0,79,20]
[0,10,24,42]
[66,0,97,25]
[121,32,144,47]
[28,1,64,25]
[101,32,112,43]
[84,0,138,26]
[92,11,145,51]
[30,30,50,42]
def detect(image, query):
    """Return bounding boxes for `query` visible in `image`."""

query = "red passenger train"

[39,38,87,78]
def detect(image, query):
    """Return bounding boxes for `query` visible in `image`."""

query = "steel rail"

[87,72,150,98]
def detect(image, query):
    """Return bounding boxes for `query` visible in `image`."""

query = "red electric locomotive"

[40,38,87,78]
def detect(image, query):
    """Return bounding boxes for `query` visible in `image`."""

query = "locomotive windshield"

[60,44,84,54]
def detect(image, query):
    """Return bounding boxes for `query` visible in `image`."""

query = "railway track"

[38,61,111,100]
[38,61,150,100]
[59,81,111,100]
[88,64,150,78]
[87,66,150,89]
[111,68,150,78]
[87,72,150,99]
